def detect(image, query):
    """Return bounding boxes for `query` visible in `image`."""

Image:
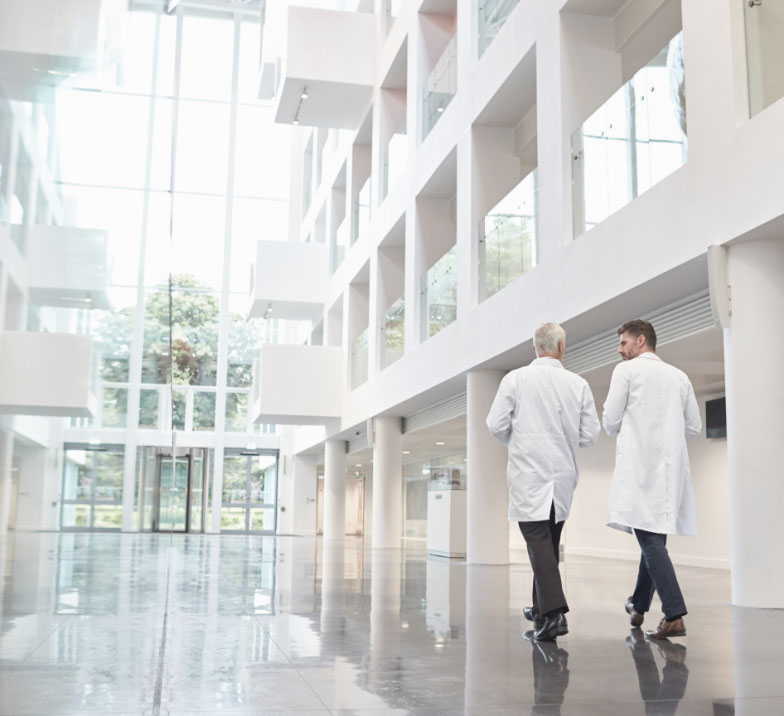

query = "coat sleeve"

[683,380,702,441]
[486,372,516,447]
[579,383,601,447]
[602,364,630,437]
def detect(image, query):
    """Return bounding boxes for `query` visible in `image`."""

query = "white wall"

[564,395,729,569]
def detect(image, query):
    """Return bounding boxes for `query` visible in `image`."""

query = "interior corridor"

[1,532,782,715]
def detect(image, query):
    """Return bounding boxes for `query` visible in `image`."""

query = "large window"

[9,2,292,532]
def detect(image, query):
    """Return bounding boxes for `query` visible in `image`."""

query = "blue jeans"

[631,529,687,621]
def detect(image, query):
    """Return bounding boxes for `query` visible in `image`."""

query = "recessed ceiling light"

[437,106,445,113]
[355,464,362,467]
[402,450,411,454]
[435,441,445,446]
[292,118,299,125]
[301,90,309,99]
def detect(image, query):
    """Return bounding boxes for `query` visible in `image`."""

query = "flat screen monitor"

[706,397,726,439]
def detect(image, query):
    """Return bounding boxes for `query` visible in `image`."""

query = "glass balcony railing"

[423,33,457,140]
[571,32,687,237]
[744,0,784,117]
[480,170,537,301]
[331,216,349,274]
[353,177,371,244]
[478,0,520,57]
[383,130,407,200]
[421,246,457,340]
[380,297,404,369]
[351,328,369,389]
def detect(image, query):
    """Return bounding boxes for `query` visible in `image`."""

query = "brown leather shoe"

[645,617,686,639]
[625,597,644,627]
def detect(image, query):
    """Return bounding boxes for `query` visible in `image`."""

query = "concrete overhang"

[27,225,111,310]
[0,0,126,101]
[275,6,376,129]
[252,344,343,425]
[249,240,327,322]
[0,332,96,417]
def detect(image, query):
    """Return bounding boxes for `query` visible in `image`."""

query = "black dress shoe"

[523,606,546,630]
[533,613,568,641]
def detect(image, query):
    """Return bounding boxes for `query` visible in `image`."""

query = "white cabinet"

[427,488,466,559]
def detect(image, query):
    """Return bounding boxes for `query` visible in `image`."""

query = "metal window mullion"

[121,4,163,531]
[210,12,242,534]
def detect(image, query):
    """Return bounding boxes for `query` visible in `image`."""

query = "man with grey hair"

[487,322,600,641]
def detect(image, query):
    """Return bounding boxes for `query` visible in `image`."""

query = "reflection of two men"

[520,627,689,715]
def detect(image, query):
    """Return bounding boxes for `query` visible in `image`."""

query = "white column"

[0,431,14,535]
[371,415,402,549]
[466,370,509,564]
[323,439,347,540]
[724,236,784,608]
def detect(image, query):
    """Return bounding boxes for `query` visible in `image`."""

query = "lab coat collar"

[531,356,564,368]
[637,352,661,361]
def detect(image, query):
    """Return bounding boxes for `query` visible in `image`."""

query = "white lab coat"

[602,352,702,536]
[486,357,601,522]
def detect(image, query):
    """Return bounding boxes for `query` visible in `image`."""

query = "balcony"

[251,344,343,425]
[249,240,327,322]
[421,246,457,341]
[0,0,125,101]
[26,225,111,309]
[0,332,95,417]
[571,32,687,237]
[422,33,457,140]
[275,6,376,129]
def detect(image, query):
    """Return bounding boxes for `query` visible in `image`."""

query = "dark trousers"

[631,529,688,621]
[518,503,568,618]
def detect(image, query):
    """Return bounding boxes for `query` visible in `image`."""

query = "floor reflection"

[627,628,688,715]
[530,640,570,715]
[2,533,784,714]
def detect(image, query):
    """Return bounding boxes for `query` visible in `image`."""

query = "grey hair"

[534,322,566,356]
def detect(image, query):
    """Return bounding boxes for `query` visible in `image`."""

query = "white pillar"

[323,439,347,540]
[466,370,509,564]
[371,415,402,549]
[724,236,784,608]
[0,431,14,535]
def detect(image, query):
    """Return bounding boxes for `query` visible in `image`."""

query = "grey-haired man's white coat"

[603,352,702,536]
[486,357,601,522]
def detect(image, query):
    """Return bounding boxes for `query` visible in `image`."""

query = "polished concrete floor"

[0,533,783,715]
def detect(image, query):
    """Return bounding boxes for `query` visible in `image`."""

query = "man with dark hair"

[603,319,701,639]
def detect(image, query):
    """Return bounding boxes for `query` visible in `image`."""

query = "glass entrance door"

[155,456,190,532]
[221,450,278,533]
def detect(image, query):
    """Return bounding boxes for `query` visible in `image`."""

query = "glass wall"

[403,451,466,540]
[571,33,687,236]
[221,450,278,533]
[0,2,289,532]
[61,445,125,530]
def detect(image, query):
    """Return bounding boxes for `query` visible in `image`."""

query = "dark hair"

[618,319,657,350]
